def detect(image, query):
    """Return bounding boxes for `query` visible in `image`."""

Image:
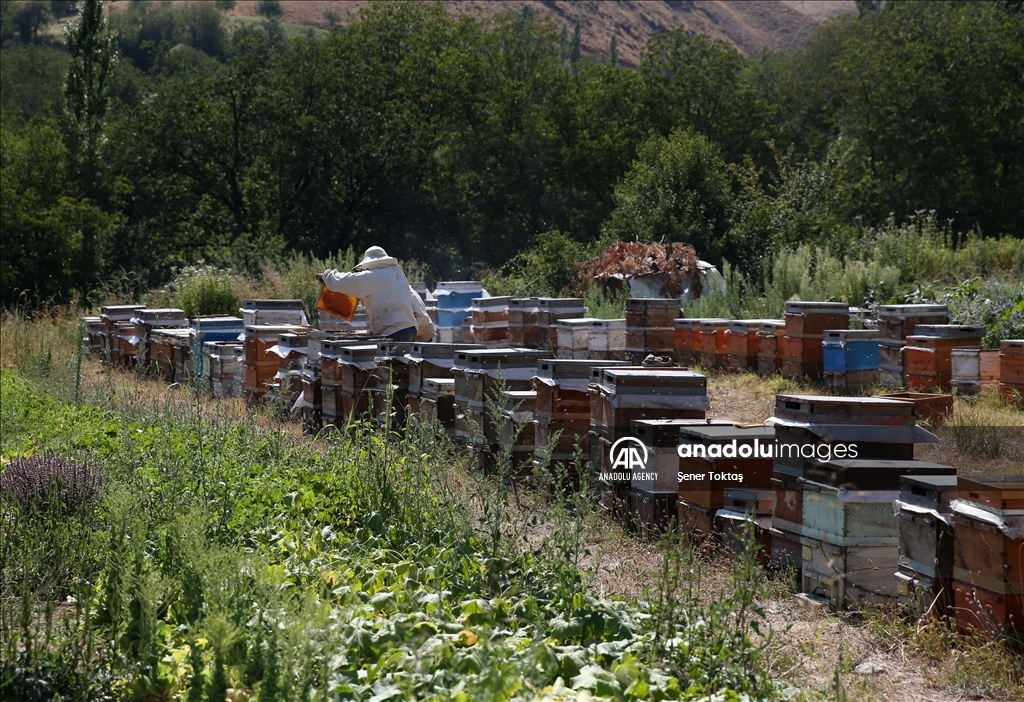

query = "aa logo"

[609,436,648,472]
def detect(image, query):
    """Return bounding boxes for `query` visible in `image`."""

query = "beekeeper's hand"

[317,271,328,284]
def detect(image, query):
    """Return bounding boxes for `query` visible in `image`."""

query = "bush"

[173,265,240,317]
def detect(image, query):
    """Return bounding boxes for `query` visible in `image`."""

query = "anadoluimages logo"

[609,436,649,472]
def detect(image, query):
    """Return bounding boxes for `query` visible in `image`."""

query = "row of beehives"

[80,305,1021,638]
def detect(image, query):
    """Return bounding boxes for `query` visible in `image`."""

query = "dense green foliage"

[0,361,774,699]
[1,0,1022,307]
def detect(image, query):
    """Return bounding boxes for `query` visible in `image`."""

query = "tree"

[608,35,618,66]
[602,129,732,264]
[323,10,340,28]
[63,0,117,288]
[214,0,236,12]
[256,0,283,22]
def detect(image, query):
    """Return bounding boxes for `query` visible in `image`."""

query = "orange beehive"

[696,318,730,369]
[673,318,701,366]
[999,340,1024,403]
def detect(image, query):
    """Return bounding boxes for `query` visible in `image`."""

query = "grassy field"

[1,311,1023,701]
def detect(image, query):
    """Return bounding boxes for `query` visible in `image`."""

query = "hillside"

[207,0,856,66]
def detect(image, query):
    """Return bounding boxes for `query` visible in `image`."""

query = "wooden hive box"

[586,318,627,360]
[895,474,957,615]
[406,342,481,397]
[999,340,1024,404]
[673,318,700,365]
[756,320,785,376]
[877,304,950,341]
[784,301,849,337]
[805,458,956,491]
[556,318,605,359]
[676,424,776,510]
[507,298,541,348]
[695,318,730,370]
[822,329,880,372]
[320,339,373,384]
[421,377,457,431]
[590,368,708,437]
[774,394,916,426]
[677,499,715,538]
[904,327,984,391]
[470,296,511,347]
[878,339,905,387]
[494,389,537,476]
[950,348,1001,395]
[801,536,899,609]
[716,507,774,564]
[239,299,306,327]
[533,358,628,419]
[628,488,677,534]
[873,392,953,425]
[625,298,681,330]
[726,319,772,372]
[630,419,692,495]
[536,298,587,350]
[951,485,1024,637]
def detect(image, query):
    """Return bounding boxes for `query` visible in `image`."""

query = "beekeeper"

[319,246,434,342]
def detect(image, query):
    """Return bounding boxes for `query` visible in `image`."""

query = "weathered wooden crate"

[716,508,773,564]
[533,358,627,419]
[878,339,905,387]
[756,321,785,376]
[240,299,306,327]
[905,330,984,391]
[823,368,880,391]
[954,503,1024,588]
[630,419,693,494]
[877,304,949,341]
[677,499,714,538]
[953,579,1024,638]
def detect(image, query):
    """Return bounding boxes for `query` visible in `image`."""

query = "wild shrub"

[173,265,239,317]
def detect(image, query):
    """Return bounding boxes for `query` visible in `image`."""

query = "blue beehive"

[434,281,483,311]
[822,329,880,372]
[192,316,245,375]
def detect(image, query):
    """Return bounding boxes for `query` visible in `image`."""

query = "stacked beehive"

[191,317,244,379]
[766,394,939,583]
[904,325,985,391]
[877,304,950,387]
[625,299,679,362]
[586,319,627,360]
[497,389,538,477]
[135,308,188,372]
[406,342,481,416]
[80,316,104,355]
[202,341,243,398]
[451,349,548,463]
[532,359,628,475]
[589,368,708,512]
[555,318,604,359]
[508,298,541,348]
[421,377,457,434]
[672,318,700,365]
[950,348,1000,395]
[372,341,415,426]
[434,282,482,343]
[627,420,711,532]
[99,305,144,365]
[536,298,587,351]
[240,300,309,402]
[952,476,1024,638]
[782,302,849,379]
[695,318,730,369]
[243,324,308,400]
[756,320,785,376]
[822,329,880,391]
[471,296,511,347]
[319,339,366,426]
[895,474,958,616]
[726,320,770,372]
[793,458,956,609]
[999,340,1024,403]
[675,425,776,538]
[147,327,190,383]
[716,485,776,563]
[269,332,309,405]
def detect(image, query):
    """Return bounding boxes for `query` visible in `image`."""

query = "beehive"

[726,319,772,372]
[904,325,985,391]
[895,474,958,616]
[782,302,849,379]
[756,320,785,376]
[508,298,541,348]
[999,339,1024,404]
[695,318,730,370]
